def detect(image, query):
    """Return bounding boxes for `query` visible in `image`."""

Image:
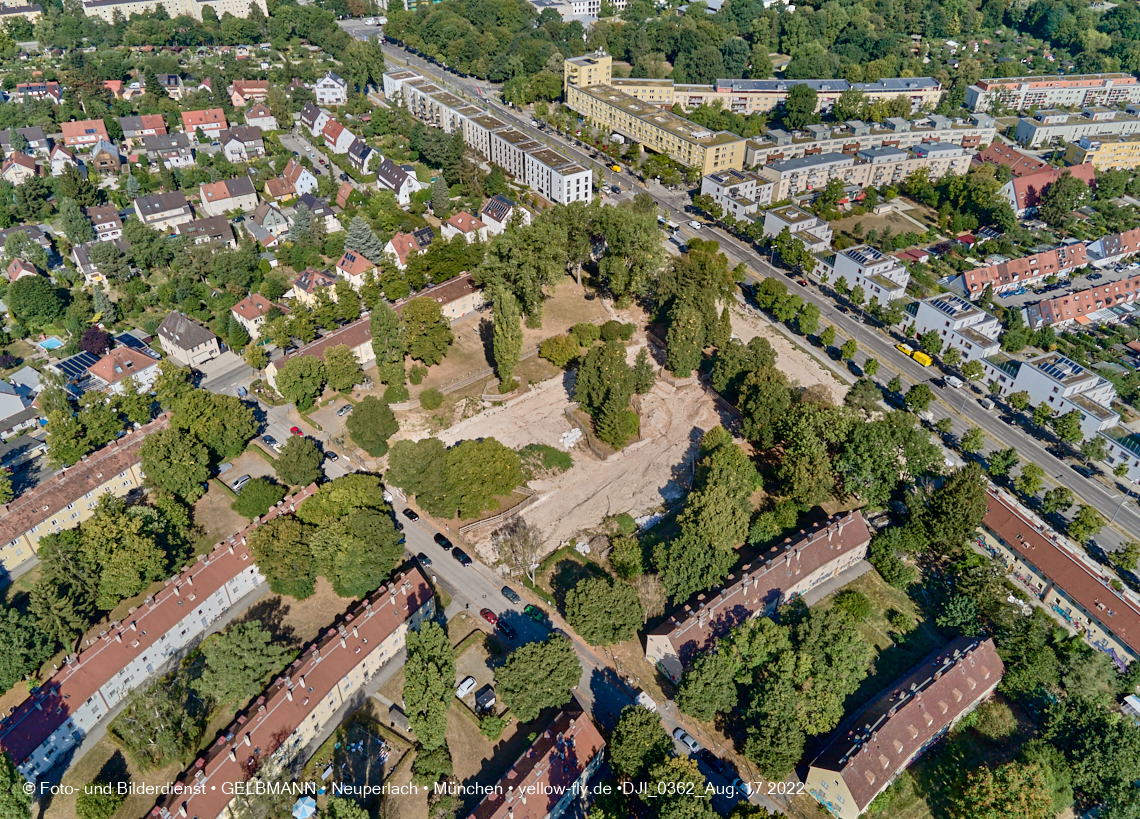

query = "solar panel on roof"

[114,332,147,352]
[55,351,100,381]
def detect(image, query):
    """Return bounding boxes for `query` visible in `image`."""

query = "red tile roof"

[982,488,1140,656]
[60,119,109,145]
[6,258,38,281]
[809,637,1003,813]
[181,109,228,132]
[961,243,1089,295]
[387,232,424,267]
[88,348,158,385]
[275,316,372,369]
[469,707,606,819]
[1008,164,1095,213]
[322,118,345,142]
[0,482,316,772]
[153,567,434,819]
[445,211,486,234]
[973,142,1047,177]
[231,292,279,321]
[282,157,309,186]
[336,250,375,278]
[264,178,294,199]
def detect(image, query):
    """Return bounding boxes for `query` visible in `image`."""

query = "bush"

[76,785,124,819]
[539,335,580,369]
[409,364,428,385]
[886,608,916,634]
[420,388,443,410]
[480,715,508,740]
[384,383,410,403]
[834,590,873,621]
[570,322,600,347]
[347,396,399,457]
[973,700,1017,739]
[0,354,20,370]
[411,744,453,786]
[600,320,628,342]
[231,477,288,519]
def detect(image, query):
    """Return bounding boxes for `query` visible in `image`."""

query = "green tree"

[943,347,963,368]
[665,301,704,377]
[109,677,202,771]
[1015,463,1046,498]
[1042,486,1074,516]
[1053,410,1084,444]
[59,197,94,245]
[247,516,315,599]
[974,701,1018,739]
[820,325,836,348]
[402,621,454,751]
[1038,172,1089,228]
[863,358,880,378]
[783,83,819,130]
[402,297,454,366]
[1080,437,1107,463]
[1110,541,1139,572]
[274,355,326,410]
[7,276,64,327]
[918,330,945,357]
[496,637,581,723]
[323,345,363,392]
[647,757,718,819]
[0,608,50,694]
[140,428,211,503]
[797,302,820,336]
[492,285,523,390]
[905,383,934,413]
[346,395,399,457]
[370,300,406,385]
[987,448,1019,479]
[960,426,985,454]
[840,339,858,361]
[575,339,634,416]
[1009,391,1032,411]
[274,435,324,487]
[196,621,291,706]
[564,577,643,645]
[632,347,656,394]
[744,669,805,780]
[609,704,673,779]
[430,176,450,218]
[677,649,738,722]
[79,497,172,610]
[76,785,122,819]
[952,763,1054,819]
[962,360,985,382]
[230,477,288,519]
[1067,505,1104,544]
[936,594,981,636]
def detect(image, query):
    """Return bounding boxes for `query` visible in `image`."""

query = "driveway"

[198,350,255,396]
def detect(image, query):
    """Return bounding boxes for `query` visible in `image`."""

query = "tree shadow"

[478,316,494,365]
[548,558,607,613]
[95,750,131,787]
[239,595,298,648]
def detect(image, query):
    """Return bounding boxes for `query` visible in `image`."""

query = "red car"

[290,427,302,436]
[479,608,498,625]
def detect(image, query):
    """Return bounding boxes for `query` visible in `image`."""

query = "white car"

[673,727,701,754]
[456,676,477,698]
[687,220,702,230]
[731,779,753,798]
[944,375,964,389]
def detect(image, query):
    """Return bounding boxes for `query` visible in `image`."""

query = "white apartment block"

[489,128,543,180]
[746,114,995,166]
[463,112,510,158]
[812,244,910,303]
[524,148,592,205]
[903,294,1002,363]
[982,352,1119,440]
[967,73,1140,113]
[81,0,266,22]
[701,169,773,220]
[761,205,833,253]
[1014,106,1140,149]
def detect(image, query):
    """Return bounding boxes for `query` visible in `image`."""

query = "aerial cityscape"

[0,1,1138,818]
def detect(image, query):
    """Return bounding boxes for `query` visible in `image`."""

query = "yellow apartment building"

[1063,134,1140,170]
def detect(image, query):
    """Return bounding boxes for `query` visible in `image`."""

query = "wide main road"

[374,43,1140,554]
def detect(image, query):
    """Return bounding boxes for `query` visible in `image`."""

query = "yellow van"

[911,351,933,367]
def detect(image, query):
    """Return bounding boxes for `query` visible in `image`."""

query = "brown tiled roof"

[973,142,1046,177]
[86,204,121,227]
[88,348,159,385]
[445,211,485,233]
[961,243,1089,294]
[275,316,371,368]
[322,118,346,142]
[60,119,109,143]
[809,637,1003,813]
[983,488,1140,655]
[154,566,433,819]
[264,178,294,199]
[181,108,227,131]
[469,707,606,819]
[232,292,278,320]
[292,267,338,294]
[0,414,169,547]
[418,273,480,311]
[647,511,872,668]
[1009,164,1095,211]
[336,250,375,278]
[0,483,317,770]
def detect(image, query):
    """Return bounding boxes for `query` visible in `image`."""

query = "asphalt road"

[280,130,372,195]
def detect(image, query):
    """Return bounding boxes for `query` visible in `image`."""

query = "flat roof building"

[967,73,1140,113]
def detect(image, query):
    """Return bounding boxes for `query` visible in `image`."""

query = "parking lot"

[221,449,277,492]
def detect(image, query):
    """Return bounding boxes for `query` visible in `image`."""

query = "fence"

[457,487,538,534]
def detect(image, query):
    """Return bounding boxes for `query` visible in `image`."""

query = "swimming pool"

[38,337,64,351]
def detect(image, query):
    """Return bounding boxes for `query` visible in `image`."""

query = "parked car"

[895,342,915,356]
[231,474,251,492]
[496,620,517,640]
[480,608,498,625]
[402,508,419,521]
[1071,463,1097,479]
[1088,272,1103,280]
[325,451,339,461]
[337,404,353,417]
[673,728,701,754]
[731,779,753,797]
[456,676,476,698]
[290,426,302,436]
[433,532,453,549]
[416,552,433,567]
[944,375,964,389]
[523,604,544,623]
[452,548,473,566]
[699,749,729,776]
[262,435,280,451]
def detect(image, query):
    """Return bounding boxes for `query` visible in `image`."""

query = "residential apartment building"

[982,352,1118,439]
[87,139,121,175]
[0,415,169,572]
[1085,227,1140,267]
[142,133,194,169]
[807,637,1004,819]
[266,318,375,390]
[134,191,194,231]
[489,129,543,179]
[811,244,911,304]
[286,267,339,306]
[12,81,61,104]
[157,311,221,366]
[701,169,773,220]
[645,511,870,682]
[978,487,1140,666]
[523,147,592,205]
[0,519,274,782]
[314,71,348,106]
[481,195,529,236]
[231,293,281,340]
[382,70,422,100]
[86,204,122,241]
[746,114,995,167]
[972,141,1047,176]
[567,82,745,173]
[902,294,1002,363]
[346,138,374,174]
[1025,272,1140,329]
[967,73,1140,113]
[400,79,470,134]
[243,103,278,131]
[441,212,488,244]
[87,348,160,395]
[199,177,258,218]
[956,241,1089,298]
[152,569,435,819]
[1013,106,1140,149]
[81,0,267,22]
[229,79,269,107]
[416,273,486,321]
[470,707,606,819]
[177,215,236,248]
[1,153,38,185]
[1063,133,1140,170]
[462,113,510,159]
[321,119,356,155]
[761,205,834,253]
[758,144,971,202]
[565,51,943,115]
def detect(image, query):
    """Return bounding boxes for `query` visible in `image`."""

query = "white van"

[232,475,251,492]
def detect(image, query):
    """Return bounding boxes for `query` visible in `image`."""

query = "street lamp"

[1111,477,1138,523]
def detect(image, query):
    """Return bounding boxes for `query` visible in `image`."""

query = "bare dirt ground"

[434,339,726,556]
[728,306,847,406]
